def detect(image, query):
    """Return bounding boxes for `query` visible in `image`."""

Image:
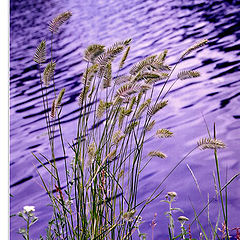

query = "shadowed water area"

[10,0,240,239]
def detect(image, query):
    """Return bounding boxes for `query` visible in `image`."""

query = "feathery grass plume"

[146,119,156,131]
[97,100,112,118]
[156,129,173,138]
[158,49,168,63]
[105,44,124,60]
[78,86,89,106]
[130,53,170,74]
[122,108,132,116]
[112,95,124,106]
[177,70,200,80]
[119,46,130,69]
[118,108,125,129]
[197,138,226,150]
[122,38,132,46]
[147,100,168,117]
[151,60,171,72]
[133,71,164,82]
[96,100,112,119]
[180,39,208,60]
[87,142,96,165]
[49,11,72,33]
[118,107,132,128]
[103,61,112,88]
[33,40,46,65]
[115,75,132,85]
[145,72,169,84]
[136,91,143,105]
[88,85,95,99]
[129,96,136,110]
[56,88,65,107]
[50,99,56,118]
[81,64,98,86]
[130,55,157,75]
[97,40,130,77]
[112,130,125,145]
[107,149,117,161]
[84,44,105,63]
[96,100,106,119]
[148,151,167,159]
[43,61,56,86]
[135,99,151,119]
[124,120,139,134]
[139,83,152,93]
[111,39,131,50]
[115,83,140,100]
[122,96,131,104]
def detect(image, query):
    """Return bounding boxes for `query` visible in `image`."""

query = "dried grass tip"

[197,138,226,150]
[115,83,140,100]
[49,11,72,33]
[148,151,167,159]
[56,88,65,107]
[34,40,46,65]
[145,120,156,131]
[43,61,56,86]
[147,101,168,117]
[96,39,131,76]
[112,130,125,145]
[119,46,130,69]
[181,39,208,59]
[177,70,200,80]
[156,129,173,138]
[78,86,89,107]
[50,99,56,118]
[84,44,105,63]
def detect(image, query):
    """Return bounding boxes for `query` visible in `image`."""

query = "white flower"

[167,191,177,199]
[23,206,35,213]
[178,216,189,226]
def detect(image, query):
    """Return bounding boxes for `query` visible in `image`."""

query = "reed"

[16,11,240,240]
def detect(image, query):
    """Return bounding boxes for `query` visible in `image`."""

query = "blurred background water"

[10,0,240,239]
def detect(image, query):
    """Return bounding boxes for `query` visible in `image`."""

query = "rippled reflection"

[10,0,240,238]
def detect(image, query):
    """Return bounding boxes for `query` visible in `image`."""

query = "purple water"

[10,0,240,239]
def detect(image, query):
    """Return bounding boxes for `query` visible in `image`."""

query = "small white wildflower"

[178,216,189,225]
[122,209,136,222]
[165,191,177,202]
[23,206,35,213]
[167,191,177,199]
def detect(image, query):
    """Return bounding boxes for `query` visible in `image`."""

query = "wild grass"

[16,11,240,240]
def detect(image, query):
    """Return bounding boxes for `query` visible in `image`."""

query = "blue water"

[10,0,240,239]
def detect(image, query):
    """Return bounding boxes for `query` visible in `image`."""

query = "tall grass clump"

[17,11,240,240]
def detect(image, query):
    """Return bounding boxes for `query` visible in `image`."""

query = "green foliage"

[22,11,237,240]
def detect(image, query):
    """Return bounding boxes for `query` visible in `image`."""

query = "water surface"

[10,0,240,239]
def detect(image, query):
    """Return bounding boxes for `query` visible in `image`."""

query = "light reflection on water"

[10,0,240,238]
